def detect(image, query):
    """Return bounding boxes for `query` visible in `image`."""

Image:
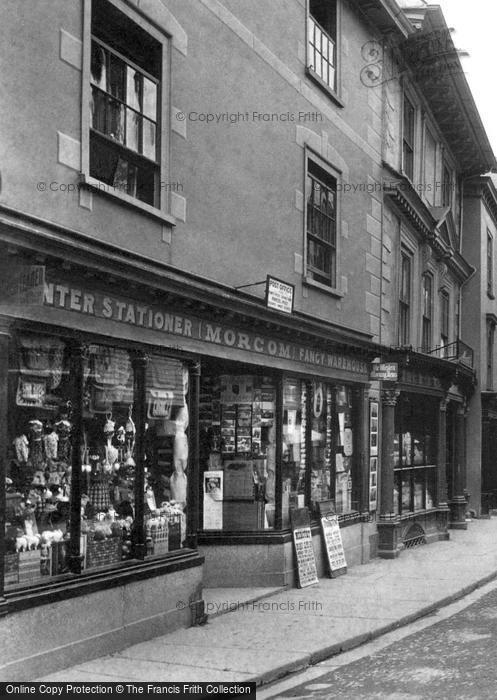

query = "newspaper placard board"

[290,508,318,588]
[317,500,347,577]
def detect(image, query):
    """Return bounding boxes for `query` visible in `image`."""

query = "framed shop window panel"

[369,400,378,457]
[198,372,277,531]
[369,400,379,511]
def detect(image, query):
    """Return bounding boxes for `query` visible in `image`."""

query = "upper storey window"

[308,0,338,94]
[90,0,161,207]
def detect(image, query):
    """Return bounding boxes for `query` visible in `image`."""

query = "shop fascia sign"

[370,360,398,381]
[40,280,369,376]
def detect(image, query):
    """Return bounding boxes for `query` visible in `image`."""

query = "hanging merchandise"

[146,356,184,420]
[103,412,118,474]
[44,424,59,462]
[89,345,133,411]
[55,419,72,464]
[18,336,66,389]
[124,405,136,467]
[13,434,29,464]
[28,420,45,470]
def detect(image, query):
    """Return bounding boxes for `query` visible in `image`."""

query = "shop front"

[197,362,376,587]
[0,236,380,677]
[0,254,206,680]
[377,350,475,558]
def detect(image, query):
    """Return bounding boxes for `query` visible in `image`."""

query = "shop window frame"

[393,393,437,517]
[2,322,199,598]
[197,370,365,537]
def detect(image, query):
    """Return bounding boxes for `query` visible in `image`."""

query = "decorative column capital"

[381,388,400,407]
[439,395,449,412]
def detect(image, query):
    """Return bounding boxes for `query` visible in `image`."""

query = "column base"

[377,519,403,559]
[377,510,450,557]
[449,497,468,530]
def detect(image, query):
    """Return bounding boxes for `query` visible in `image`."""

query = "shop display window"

[143,355,189,555]
[5,335,73,587]
[81,344,136,569]
[4,333,192,590]
[307,382,355,516]
[200,373,276,531]
[199,370,361,532]
[393,394,438,514]
[282,378,305,526]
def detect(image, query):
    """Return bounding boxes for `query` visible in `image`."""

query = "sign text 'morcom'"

[43,282,368,375]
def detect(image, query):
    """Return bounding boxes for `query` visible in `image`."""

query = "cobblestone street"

[267,586,497,700]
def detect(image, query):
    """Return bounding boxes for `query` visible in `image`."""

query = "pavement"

[38,517,497,686]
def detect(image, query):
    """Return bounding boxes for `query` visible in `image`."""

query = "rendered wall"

[0,564,203,681]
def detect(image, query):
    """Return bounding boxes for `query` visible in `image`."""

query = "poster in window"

[343,427,353,456]
[203,470,223,530]
[369,401,379,510]
[369,401,378,457]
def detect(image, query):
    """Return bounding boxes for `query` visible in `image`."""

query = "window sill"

[79,173,176,227]
[4,549,202,614]
[394,464,437,470]
[305,67,344,108]
[398,507,442,520]
[304,276,344,298]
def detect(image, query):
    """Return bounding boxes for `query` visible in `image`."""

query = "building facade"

[0,0,494,680]
[462,176,497,514]
[372,1,495,554]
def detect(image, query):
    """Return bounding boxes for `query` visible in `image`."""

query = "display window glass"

[393,394,438,514]
[4,332,193,590]
[81,343,136,569]
[143,355,189,555]
[199,372,276,531]
[282,378,305,527]
[307,382,356,516]
[6,335,73,587]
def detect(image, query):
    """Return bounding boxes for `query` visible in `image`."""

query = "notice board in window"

[318,500,347,577]
[290,508,319,588]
